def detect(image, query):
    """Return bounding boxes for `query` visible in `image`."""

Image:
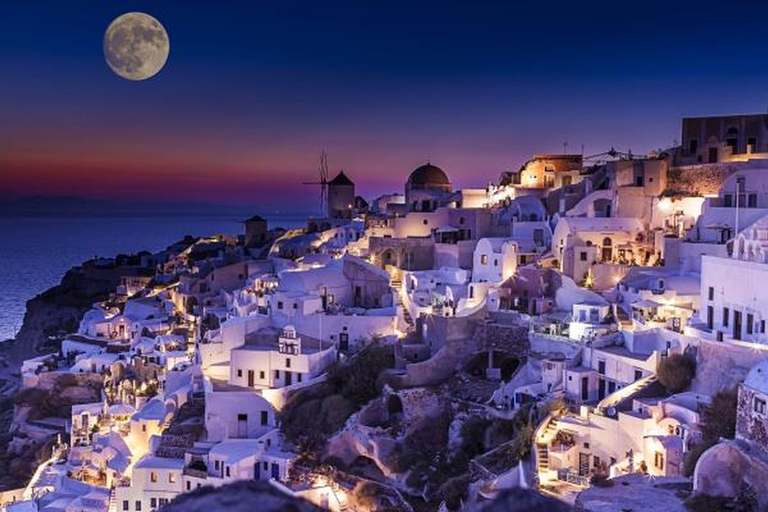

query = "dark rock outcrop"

[163,481,322,512]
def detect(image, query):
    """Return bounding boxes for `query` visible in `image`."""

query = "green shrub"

[590,473,613,487]
[657,353,696,393]
[701,387,737,443]
[459,417,490,457]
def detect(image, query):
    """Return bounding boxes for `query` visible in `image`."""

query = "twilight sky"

[2,0,768,211]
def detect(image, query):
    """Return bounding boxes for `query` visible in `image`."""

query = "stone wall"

[666,164,739,197]
[736,385,768,450]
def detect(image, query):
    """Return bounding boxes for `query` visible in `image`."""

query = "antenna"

[302,151,329,214]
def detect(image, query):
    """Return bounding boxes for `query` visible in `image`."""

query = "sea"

[0,206,309,341]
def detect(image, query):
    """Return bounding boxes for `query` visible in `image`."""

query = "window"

[186,481,191,491]
[583,442,590,449]
[708,286,714,301]
[159,499,168,506]
[237,369,242,378]
[123,500,129,511]
[480,254,488,265]
[298,373,303,382]
[723,307,730,327]
[580,251,587,262]
[594,456,601,468]
[749,194,758,208]
[762,320,766,333]
[598,360,606,375]
[260,371,265,379]
[136,501,142,511]
[261,410,268,425]
[724,194,733,207]
[238,413,247,422]
[226,466,231,477]
[748,137,757,150]
[423,219,428,225]
[634,369,643,381]
[151,498,157,509]
[654,451,664,470]
[150,472,157,483]
[215,460,220,470]
[263,461,269,470]
[748,313,754,335]
[493,259,498,267]
[293,303,298,309]
[688,139,698,154]
[277,301,283,310]
[275,370,280,379]
[169,472,176,483]
[286,358,291,368]
[755,397,766,415]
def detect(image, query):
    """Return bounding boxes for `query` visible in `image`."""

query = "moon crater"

[104,12,169,81]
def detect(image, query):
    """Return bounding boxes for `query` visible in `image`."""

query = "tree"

[657,353,696,393]
[682,387,738,476]
[702,387,738,443]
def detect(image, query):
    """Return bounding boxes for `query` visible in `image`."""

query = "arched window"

[601,237,613,262]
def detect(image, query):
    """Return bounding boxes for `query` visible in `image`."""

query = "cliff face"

[13,264,135,359]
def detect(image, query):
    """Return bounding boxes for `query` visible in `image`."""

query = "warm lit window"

[480,254,488,265]
[755,397,766,415]
[168,472,176,484]
[150,472,157,483]
[654,451,664,469]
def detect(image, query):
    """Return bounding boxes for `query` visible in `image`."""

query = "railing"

[557,468,589,487]
[182,467,208,479]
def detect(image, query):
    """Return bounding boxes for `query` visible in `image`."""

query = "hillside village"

[4,112,768,511]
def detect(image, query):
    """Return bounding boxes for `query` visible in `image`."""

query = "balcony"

[183,467,208,479]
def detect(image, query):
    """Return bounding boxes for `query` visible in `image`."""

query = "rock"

[475,487,572,511]
[163,480,321,512]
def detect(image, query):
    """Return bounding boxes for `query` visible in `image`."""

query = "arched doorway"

[601,237,613,262]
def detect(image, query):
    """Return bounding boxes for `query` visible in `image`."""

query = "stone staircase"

[391,279,415,331]
[534,416,559,478]
[596,375,659,417]
[536,442,549,473]
[107,487,117,512]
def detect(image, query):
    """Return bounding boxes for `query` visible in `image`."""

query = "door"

[354,286,362,307]
[707,306,714,330]
[708,147,718,163]
[247,370,254,387]
[598,378,606,400]
[578,453,590,476]
[339,332,349,351]
[285,371,292,386]
[254,462,261,480]
[581,377,589,401]
[271,463,280,480]
[734,310,742,340]
[237,414,247,438]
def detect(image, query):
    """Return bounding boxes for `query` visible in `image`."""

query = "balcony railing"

[183,467,208,479]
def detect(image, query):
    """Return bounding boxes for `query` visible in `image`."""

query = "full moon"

[104,12,169,81]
